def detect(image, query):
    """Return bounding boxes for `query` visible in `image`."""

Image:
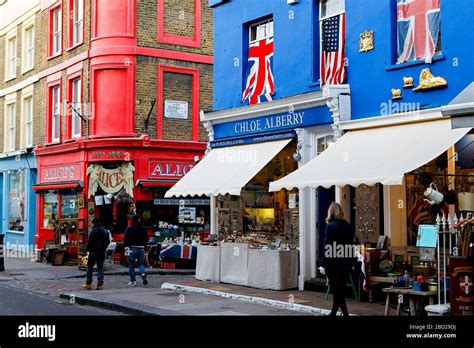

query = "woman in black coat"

[322,202,355,316]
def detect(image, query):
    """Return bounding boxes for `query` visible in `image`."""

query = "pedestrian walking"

[124,215,148,286]
[322,202,356,316]
[83,218,110,290]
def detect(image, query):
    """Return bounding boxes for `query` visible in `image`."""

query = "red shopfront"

[34,138,207,251]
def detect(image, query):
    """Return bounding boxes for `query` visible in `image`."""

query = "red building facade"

[34,0,213,250]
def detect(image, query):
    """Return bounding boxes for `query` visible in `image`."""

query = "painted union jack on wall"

[242,37,275,105]
[397,0,441,64]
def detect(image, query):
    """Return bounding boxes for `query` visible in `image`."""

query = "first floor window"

[43,190,59,228]
[9,170,26,231]
[8,104,16,151]
[52,85,61,142]
[71,78,81,137]
[24,97,33,147]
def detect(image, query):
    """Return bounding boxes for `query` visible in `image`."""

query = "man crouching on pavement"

[83,218,110,290]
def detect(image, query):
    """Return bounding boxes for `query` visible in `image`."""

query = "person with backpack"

[124,215,149,286]
[83,218,110,290]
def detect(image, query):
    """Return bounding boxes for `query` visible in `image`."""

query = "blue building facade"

[0,152,37,250]
[180,0,473,290]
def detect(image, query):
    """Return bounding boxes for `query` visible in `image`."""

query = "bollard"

[0,234,4,271]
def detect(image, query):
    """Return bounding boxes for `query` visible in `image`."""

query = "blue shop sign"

[213,106,332,140]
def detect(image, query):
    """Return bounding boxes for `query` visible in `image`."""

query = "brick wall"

[136,0,213,56]
[36,0,91,73]
[0,11,44,153]
[134,57,213,142]
[36,0,92,145]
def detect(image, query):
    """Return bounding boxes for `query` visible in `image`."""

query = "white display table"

[196,245,221,282]
[195,243,298,290]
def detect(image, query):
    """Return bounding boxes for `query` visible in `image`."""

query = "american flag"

[321,14,346,86]
[397,0,441,64]
[242,37,275,105]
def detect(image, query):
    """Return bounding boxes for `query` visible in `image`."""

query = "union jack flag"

[242,37,274,105]
[397,0,441,64]
[321,14,346,86]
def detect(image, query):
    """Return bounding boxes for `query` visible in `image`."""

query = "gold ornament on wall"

[413,68,448,91]
[391,88,402,100]
[359,30,374,52]
[402,76,414,88]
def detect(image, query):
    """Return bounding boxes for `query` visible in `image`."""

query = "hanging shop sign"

[40,164,82,183]
[87,163,135,198]
[148,161,194,180]
[212,105,332,140]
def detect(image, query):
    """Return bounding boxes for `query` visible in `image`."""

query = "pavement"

[1,257,386,316]
[0,282,123,316]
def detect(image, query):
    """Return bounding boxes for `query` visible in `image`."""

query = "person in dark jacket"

[84,218,110,290]
[322,202,356,316]
[124,215,149,286]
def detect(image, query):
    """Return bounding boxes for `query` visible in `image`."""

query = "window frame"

[249,19,274,44]
[5,31,18,81]
[24,96,34,148]
[22,21,35,74]
[8,103,16,152]
[48,3,63,58]
[319,0,345,20]
[71,77,82,138]
[68,0,84,49]
[52,85,61,143]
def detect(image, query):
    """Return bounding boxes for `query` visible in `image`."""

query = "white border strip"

[161,282,356,316]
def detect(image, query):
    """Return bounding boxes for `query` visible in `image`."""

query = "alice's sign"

[149,161,194,180]
[212,106,332,140]
[87,163,135,198]
[41,164,81,182]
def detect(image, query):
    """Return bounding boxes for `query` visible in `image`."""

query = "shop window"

[9,170,26,232]
[68,0,84,48]
[5,34,17,80]
[71,78,82,138]
[22,24,35,72]
[61,190,79,219]
[43,191,59,228]
[48,4,62,57]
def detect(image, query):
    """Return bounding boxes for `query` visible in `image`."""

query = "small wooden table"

[383,287,437,316]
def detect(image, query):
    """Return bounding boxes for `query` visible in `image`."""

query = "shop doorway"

[94,187,132,235]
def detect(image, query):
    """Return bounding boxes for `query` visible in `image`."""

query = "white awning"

[269,119,471,191]
[165,139,292,197]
